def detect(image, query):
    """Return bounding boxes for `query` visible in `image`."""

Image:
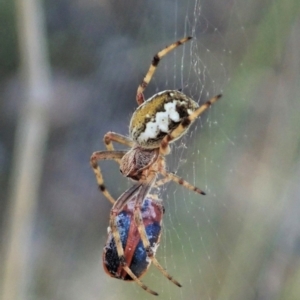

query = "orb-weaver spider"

[90,37,221,295]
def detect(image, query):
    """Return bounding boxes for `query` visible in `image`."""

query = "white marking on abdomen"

[138,100,182,143]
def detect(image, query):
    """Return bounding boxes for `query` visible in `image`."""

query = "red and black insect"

[102,188,180,296]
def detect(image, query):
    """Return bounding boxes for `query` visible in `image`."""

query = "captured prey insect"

[103,189,179,296]
[90,37,222,295]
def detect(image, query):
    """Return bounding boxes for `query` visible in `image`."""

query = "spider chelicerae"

[90,37,221,295]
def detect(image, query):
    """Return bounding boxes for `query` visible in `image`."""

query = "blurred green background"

[1,0,300,299]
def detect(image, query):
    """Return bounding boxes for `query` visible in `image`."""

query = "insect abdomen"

[103,197,163,280]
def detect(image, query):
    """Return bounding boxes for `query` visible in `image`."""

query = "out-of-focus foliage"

[0,0,18,79]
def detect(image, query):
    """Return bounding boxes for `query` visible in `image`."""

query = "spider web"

[127,1,300,300]
[121,2,253,300]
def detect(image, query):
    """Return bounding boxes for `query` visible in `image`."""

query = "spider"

[90,37,221,295]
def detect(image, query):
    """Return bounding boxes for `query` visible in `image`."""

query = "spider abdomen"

[130,90,199,148]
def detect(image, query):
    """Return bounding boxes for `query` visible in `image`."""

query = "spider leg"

[133,205,182,287]
[104,131,134,151]
[136,37,192,106]
[91,132,135,204]
[160,94,222,154]
[154,175,172,187]
[160,169,206,195]
[90,150,127,204]
[103,132,134,165]
[109,181,159,296]
[109,211,158,295]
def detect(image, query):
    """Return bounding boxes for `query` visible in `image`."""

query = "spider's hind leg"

[133,205,182,287]
[109,209,159,296]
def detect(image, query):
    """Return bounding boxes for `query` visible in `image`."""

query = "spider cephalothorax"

[90,37,222,295]
[119,146,160,180]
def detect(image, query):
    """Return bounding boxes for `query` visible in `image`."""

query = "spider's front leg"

[91,132,134,204]
[103,132,134,151]
[159,94,222,155]
[159,169,206,195]
[90,150,126,204]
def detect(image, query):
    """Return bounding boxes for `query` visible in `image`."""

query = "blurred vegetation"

[0,0,18,79]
